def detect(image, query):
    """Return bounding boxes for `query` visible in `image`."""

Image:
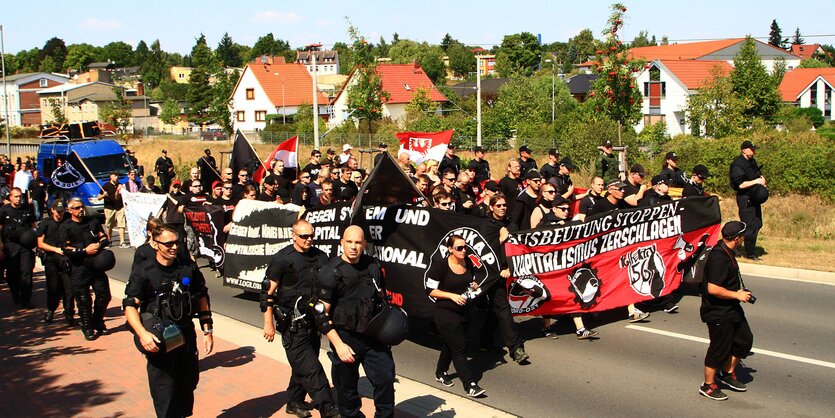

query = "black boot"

[285,402,313,418]
[44,310,54,323]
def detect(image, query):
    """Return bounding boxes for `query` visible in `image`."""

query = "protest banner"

[222,199,301,291]
[303,201,353,257]
[120,190,168,247]
[504,196,722,315]
[184,205,227,270]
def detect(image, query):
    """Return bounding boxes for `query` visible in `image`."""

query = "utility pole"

[307,44,322,150]
[545,58,555,123]
[1,25,11,154]
[475,54,494,147]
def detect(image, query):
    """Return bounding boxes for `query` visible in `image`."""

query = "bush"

[796,107,825,128]
[10,126,40,138]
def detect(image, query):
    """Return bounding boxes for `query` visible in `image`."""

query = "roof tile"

[659,60,732,89]
[778,67,835,101]
[246,57,329,107]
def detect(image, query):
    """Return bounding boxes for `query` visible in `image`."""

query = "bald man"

[318,226,395,418]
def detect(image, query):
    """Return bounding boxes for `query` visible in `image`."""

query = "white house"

[0,72,69,127]
[329,62,448,127]
[229,56,329,131]
[779,68,835,120]
[296,50,340,76]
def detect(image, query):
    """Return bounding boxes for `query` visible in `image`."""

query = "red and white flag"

[254,136,298,183]
[396,130,454,165]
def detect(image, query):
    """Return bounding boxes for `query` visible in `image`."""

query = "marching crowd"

[0,137,766,416]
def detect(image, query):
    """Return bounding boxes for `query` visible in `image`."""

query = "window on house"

[178,73,185,79]
[825,85,832,117]
[246,89,255,100]
[237,111,245,122]
[643,114,666,125]
[810,83,818,106]
[255,111,266,122]
[40,78,48,87]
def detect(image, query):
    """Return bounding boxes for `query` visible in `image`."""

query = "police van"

[38,122,134,216]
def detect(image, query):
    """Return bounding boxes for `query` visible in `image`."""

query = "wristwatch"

[203,329,213,335]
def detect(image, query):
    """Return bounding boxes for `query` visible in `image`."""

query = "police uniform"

[0,202,36,307]
[730,149,765,259]
[36,212,74,322]
[263,245,338,417]
[125,257,208,418]
[318,254,395,418]
[595,151,620,183]
[59,216,111,338]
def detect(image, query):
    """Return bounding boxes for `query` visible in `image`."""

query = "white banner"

[121,190,169,247]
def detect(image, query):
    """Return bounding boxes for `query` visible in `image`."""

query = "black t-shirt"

[518,157,538,174]
[36,217,63,247]
[266,246,327,289]
[439,155,461,174]
[426,259,474,313]
[622,181,641,205]
[28,178,47,201]
[472,201,490,218]
[549,173,573,196]
[333,178,358,202]
[258,191,280,203]
[539,163,558,182]
[125,258,207,325]
[302,162,322,178]
[578,193,604,216]
[59,217,105,265]
[471,159,491,184]
[511,190,537,231]
[0,204,36,242]
[101,181,123,210]
[586,197,626,217]
[659,166,687,188]
[265,174,292,199]
[700,242,744,323]
[639,189,672,207]
[498,175,523,213]
[730,155,761,195]
[681,179,705,197]
[139,185,162,194]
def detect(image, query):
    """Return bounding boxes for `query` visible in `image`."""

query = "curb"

[739,262,835,286]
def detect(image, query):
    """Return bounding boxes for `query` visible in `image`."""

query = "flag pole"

[240,130,269,173]
[72,150,106,192]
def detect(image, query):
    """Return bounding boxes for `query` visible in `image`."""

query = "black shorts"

[705,318,753,369]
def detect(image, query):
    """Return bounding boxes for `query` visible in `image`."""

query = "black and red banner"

[504,196,721,315]
[184,205,227,270]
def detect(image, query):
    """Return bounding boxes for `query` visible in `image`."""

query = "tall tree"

[39,37,67,72]
[792,28,804,45]
[332,41,353,75]
[376,36,390,58]
[768,20,786,49]
[15,48,41,73]
[101,41,135,66]
[731,36,783,121]
[345,22,390,133]
[159,98,181,127]
[1,53,18,76]
[389,39,446,85]
[186,34,216,128]
[248,33,290,62]
[588,3,644,139]
[209,70,239,134]
[630,30,655,48]
[440,33,454,52]
[134,41,149,66]
[63,43,100,72]
[38,56,57,73]
[495,32,541,77]
[569,29,597,62]
[141,40,166,88]
[216,32,242,67]
[446,41,476,78]
[99,87,132,136]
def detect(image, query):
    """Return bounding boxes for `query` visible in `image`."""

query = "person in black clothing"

[510,170,542,231]
[262,220,340,418]
[549,157,576,200]
[622,164,647,207]
[729,141,767,260]
[640,175,673,207]
[309,180,334,209]
[498,160,523,215]
[432,169,462,212]
[587,179,628,217]
[373,143,388,167]
[302,150,323,178]
[427,234,486,397]
[27,169,47,220]
[333,166,358,202]
[37,200,74,324]
[155,150,175,193]
[576,177,606,222]
[682,165,710,198]
[517,145,537,174]
[659,151,688,187]
[99,172,127,247]
[140,175,162,194]
[470,146,491,184]
[529,183,560,229]
[60,197,111,340]
[124,225,213,418]
[318,226,396,418]
[321,148,336,168]
[207,181,224,205]
[258,177,283,203]
[125,149,139,174]
[472,181,499,218]
[292,172,312,206]
[0,187,37,309]
[698,221,754,401]
[538,148,560,182]
[439,144,461,175]
[197,149,219,190]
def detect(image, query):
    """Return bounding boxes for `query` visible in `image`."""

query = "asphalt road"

[110,248,835,417]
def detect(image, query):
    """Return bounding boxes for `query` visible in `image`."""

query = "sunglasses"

[556,206,570,211]
[452,245,466,251]
[295,233,314,240]
[223,187,233,190]
[239,174,247,177]
[438,202,450,207]
[154,240,178,248]
[69,206,83,210]
[543,190,556,194]
[444,177,455,181]
[493,203,507,208]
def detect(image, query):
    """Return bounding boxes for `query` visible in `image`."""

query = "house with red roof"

[229,56,330,131]
[779,68,835,121]
[329,62,448,127]
[789,44,830,62]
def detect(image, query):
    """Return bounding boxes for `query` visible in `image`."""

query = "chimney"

[137,81,144,96]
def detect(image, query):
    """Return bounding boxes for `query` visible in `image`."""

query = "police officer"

[262,220,339,418]
[595,140,620,182]
[59,197,111,340]
[37,200,74,324]
[0,187,37,308]
[155,150,175,193]
[317,226,396,418]
[730,141,767,260]
[124,225,214,417]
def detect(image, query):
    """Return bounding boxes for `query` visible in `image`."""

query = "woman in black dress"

[426,234,486,397]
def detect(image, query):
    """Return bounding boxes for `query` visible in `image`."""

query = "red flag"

[253,136,298,183]
[395,130,454,165]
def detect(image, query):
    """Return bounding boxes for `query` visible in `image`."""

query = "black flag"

[350,152,425,220]
[230,130,262,178]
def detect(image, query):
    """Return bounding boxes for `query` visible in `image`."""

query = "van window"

[83,154,132,179]
[42,158,55,178]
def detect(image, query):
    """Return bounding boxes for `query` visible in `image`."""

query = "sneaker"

[629,310,651,323]
[510,346,529,364]
[466,382,486,397]
[576,328,599,340]
[285,402,313,418]
[82,329,98,341]
[543,324,559,339]
[718,371,748,392]
[663,305,679,313]
[699,382,728,401]
[435,372,454,387]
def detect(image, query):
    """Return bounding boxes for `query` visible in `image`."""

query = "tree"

[216,32,242,67]
[15,48,41,73]
[135,41,149,66]
[631,30,655,48]
[1,53,18,76]
[792,28,804,45]
[588,3,644,140]
[495,32,541,77]
[686,66,750,137]
[731,36,783,121]
[798,58,828,68]
[49,98,67,124]
[768,20,787,49]
[99,87,132,135]
[446,41,476,78]
[248,33,290,62]
[389,39,446,85]
[345,22,390,133]
[440,34,454,52]
[38,56,56,73]
[209,69,239,134]
[376,36,390,58]
[569,29,597,62]
[404,87,436,125]
[101,41,134,66]
[159,98,182,128]
[63,43,99,72]
[332,42,353,75]
[141,40,166,88]
[40,37,67,72]
[660,36,669,45]
[186,34,216,128]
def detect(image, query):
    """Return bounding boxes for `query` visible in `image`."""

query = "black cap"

[665,151,678,161]
[722,221,747,240]
[124,149,133,154]
[525,169,542,181]
[741,140,756,150]
[326,148,335,155]
[473,146,484,153]
[559,157,576,170]
[484,180,500,192]
[519,145,532,153]
[448,143,456,150]
[204,148,211,154]
[51,200,66,211]
[692,164,710,178]
[630,164,645,175]
[651,175,667,186]
[602,140,613,147]
[548,148,559,157]
[607,179,627,189]
[162,149,167,154]
[379,142,387,148]
[263,175,279,185]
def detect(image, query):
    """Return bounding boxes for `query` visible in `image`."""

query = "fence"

[0,138,129,160]
[254,131,517,153]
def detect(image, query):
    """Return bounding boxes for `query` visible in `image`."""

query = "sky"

[2,0,835,55]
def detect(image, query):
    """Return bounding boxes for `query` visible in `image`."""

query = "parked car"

[200,129,228,141]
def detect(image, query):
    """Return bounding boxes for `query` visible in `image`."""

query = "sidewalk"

[0,269,516,418]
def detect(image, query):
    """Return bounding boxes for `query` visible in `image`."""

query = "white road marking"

[626,325,835,370]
